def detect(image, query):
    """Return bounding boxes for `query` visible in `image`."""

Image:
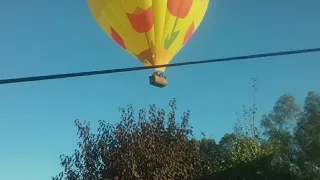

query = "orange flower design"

[183,21,195,45]
[126,6,154,33]
[167,0,193,19]
[136,42,155,65]
[110,27,126,49]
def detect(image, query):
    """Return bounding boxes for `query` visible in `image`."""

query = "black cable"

[1,47,320,85]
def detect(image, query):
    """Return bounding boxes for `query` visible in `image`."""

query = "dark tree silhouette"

[52,99,208,180]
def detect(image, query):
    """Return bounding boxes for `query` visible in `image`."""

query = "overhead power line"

[1,47,320,85]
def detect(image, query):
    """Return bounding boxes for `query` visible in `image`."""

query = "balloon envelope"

[88,0,209,72]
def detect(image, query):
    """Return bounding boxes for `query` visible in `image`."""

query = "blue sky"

[0,0,320,179]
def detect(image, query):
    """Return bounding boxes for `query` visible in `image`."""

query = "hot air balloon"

[88,0,209,88]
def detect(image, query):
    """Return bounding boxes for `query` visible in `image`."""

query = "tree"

[52,82,320,180]
[199,79,280,180]
[303,91,320,114]
[52,99,206,180]
[261,94,301,138]
[296,111,320,163]
[294,92,320,179]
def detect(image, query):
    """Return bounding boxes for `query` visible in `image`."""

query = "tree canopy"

[52,88,320,180]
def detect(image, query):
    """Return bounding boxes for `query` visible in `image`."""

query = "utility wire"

[1,47,320,85]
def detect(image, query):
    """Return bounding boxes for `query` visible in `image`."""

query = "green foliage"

[259,91,320,180]
[303,91,320,113]
[296,111,320,167]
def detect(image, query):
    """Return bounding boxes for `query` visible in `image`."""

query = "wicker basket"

[149,74,168,88]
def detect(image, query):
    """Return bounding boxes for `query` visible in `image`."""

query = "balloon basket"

[149,72,167,88]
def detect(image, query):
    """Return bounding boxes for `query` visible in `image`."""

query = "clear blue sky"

[0,0,319,179]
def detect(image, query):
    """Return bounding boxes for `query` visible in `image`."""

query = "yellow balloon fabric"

[88,0,209,72]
